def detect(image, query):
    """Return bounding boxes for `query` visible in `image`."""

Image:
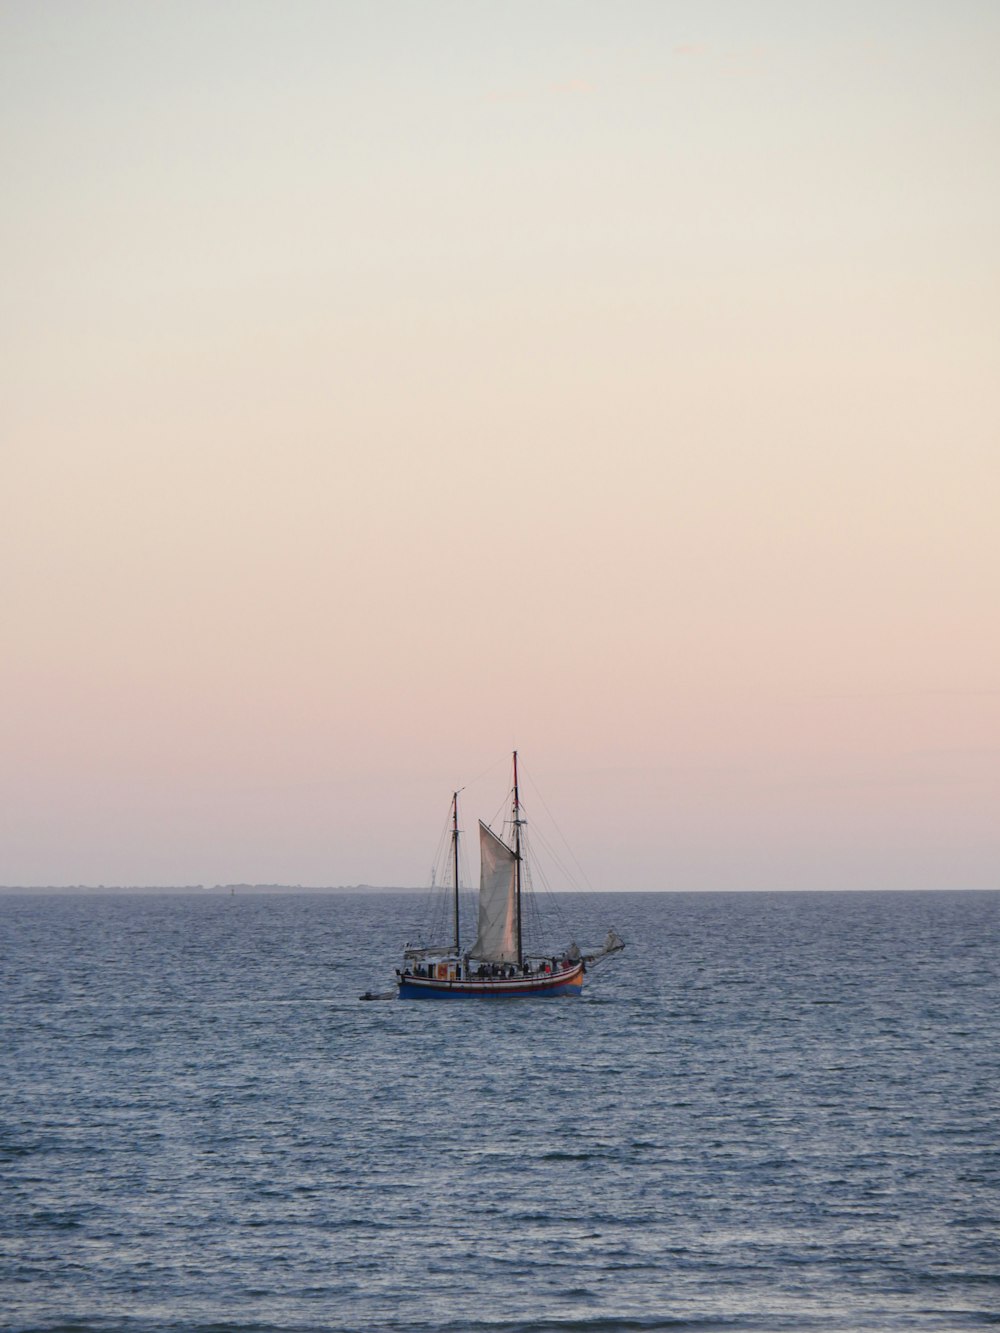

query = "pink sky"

[2,2,998,888]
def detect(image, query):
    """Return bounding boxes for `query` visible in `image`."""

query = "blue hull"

[398,982,582,999]
[397,964,585,999]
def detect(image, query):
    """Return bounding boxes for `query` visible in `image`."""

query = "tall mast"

[512,751,523,966]
[452,791,460,956]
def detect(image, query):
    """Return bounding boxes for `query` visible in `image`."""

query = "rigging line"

[512,792,582,943]
[520,762,597,893]
[407,798,457,943]
[487,793,509,836]
[518,823,575,945]
[515,793,579,894]
[457,839,472,893]
[462,752,510,793]
[521,819,579,893]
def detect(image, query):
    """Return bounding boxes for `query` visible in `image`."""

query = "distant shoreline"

[0,884,428,895]
[1,884,995,896]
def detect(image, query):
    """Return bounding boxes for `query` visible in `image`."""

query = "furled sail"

[469,821,518,962]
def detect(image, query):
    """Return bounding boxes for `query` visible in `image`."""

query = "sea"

[1,890,997,1333]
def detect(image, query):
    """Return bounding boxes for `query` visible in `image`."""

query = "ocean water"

[1,890,997,1333]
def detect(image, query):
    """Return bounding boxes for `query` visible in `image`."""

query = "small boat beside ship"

[390,752,623,1000]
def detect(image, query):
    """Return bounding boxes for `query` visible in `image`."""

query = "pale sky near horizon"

[2,1,998,891]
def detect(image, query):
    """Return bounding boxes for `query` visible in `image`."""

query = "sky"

[2,1,998,891]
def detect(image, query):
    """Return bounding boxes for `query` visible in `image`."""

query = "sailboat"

[394,752,624,999]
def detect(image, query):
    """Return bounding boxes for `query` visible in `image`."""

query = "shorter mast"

[452,791,460,956]
[512,751,523,967]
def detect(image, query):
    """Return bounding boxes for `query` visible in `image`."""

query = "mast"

[452,791,460,956]
[512,751,523,966]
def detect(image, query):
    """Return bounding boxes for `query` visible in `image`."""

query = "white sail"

[469,821,518,962]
